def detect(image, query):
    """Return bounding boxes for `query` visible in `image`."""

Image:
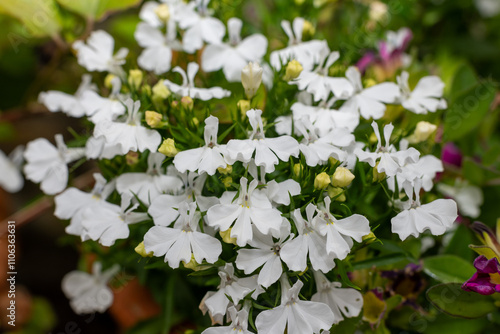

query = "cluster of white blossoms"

[0,0,465,332]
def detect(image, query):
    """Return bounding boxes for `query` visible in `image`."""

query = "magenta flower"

[441,142,462,167]
[462,255,500,295]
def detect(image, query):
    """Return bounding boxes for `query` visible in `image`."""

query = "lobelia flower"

[437,179,483,218]
[24,134,85,195]
[202,18,268,82]
[397,71,447,114]
[462,255,500,295]
[202,305,253,334]
[236,222,292,288]
[79,76,126,124]
[391,180,458,240]
[177,0,225,53]
[73,30,128,76]
[340,66,400,120]
[206,177,285,246]
[241,62,263,99]
[116,152,184,205]
[85,136,123,160]
[0,146,24,193]
[291,50,353,101]
[270,17,328,71]
[173,115,230,175]
[55,173,115,238]
[280,204,335,273]
[38,74,96,118]
[94,98,162,155]
[164,62,231,100]
[312,270,364,324]
[144,201,222,268]
[62,262,119,314]
[226,109,299,173]
[314,197,371,260]
[255,275,335,334]
[355,121,420,177]
[80,194,148,246]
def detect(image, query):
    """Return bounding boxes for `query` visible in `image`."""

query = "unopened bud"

[408,121,437,144]
[171,100,179,109]
[364,78,377,88]
[241,62,263,99]
[181,96,194,110]
[302,20,315,40]
[104,74,116,89]
[293,164,303,176]
[314,172,331,190]
[192,117,199,127]
[128,69,143,89]
[222,176,232,188]
[372,161,386,182]
[158,138,178,157]
[154,4,170,22]
[135,242,153,257]
[237,99,251,115]
[362,231,377,244]
[218,165,232,175]
[331,167,355,187]
[284,60,303,81]
[145,111,163,128]
[220,228,237,245]
[152,81,171,100]
[126,151,139,166]
[327,186,346,202]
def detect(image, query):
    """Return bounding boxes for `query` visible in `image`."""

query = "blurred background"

[0,0,499,332]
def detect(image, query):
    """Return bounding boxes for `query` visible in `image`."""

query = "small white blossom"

[397,71,447,114]
[0,146,24,193]
[437,179,483,218]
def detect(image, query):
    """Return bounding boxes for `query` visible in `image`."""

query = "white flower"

[85,136,123,160]
[24,134,85,195]
[177,0,225,53]
[241,62,263,99]
[280,204,335,273]
[94,99,162,155]
[62,262,119,314]
[38,74,96,118]
[270,17,328,71]
[391,180,458,240]
[73,30,128,75]
[255,276,335,334]
[340,66,400,120]
[116,152,184,205]
[388,152,443,192]
[236,222,291,288]
[0,146,24,193]
[312,271,363,324]
[202,305,253,334]
[314,197,370,260]
[437,179,483,218]
[81,195,148,246]
[55,173,115,238]
[202,18,268,82]
[226,109,299,173]
[355,121,420,177]
[292,50,353,101]
[164,62,231,101]
[144,202,222,268]
[397,71,447,114]
[206,177,284,246]
[173,116,229,175]
[79,77,126,124]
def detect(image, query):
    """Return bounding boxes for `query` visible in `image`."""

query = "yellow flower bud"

[314,172,331,190]
[152,81,171,100]
[128,69,143,89]
[104,74,116,89]
[192,117,199,127]
[302,20,315,40]
[220,228,237,245]
[222,176,232,188]
[158,138,178,157]
[372,161,386,182]
[141,84,151,96]
[362,231,377,244]
[369,132,378,145]
[154,3,170,22]
[293,164,303,177]
[181,96,194,110]
[241,62,263,99]
[126,151,139,166]
[364,78,377,88]
[145,110,163,128]
[407,121,437,144]
[329,157,339,166]
[237,99,251,115]
[369,1,388,23]
[171,100,179,109]
[218,165,232,175]
[135,241,153,257]
[327,186,346,202]
[331,167,355,187]
[183,255,200,271]
[284,60,303,81]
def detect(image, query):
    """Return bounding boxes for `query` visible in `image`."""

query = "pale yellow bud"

[407,121,437,144]
[145,111,163,128]
[126,151,139,166]
[327,186,346,202]
[128,69,143,89]
[181,96,194,110]
[158,138,178,157]
[302,20,315,40]
[222,176,232,188]
[314,172,331,190]
[192,117,199,127]
[364,78,377,88]
[293,164,303,176]
[331,167,355,187]
[372,161,386,182]
[241,62,263,99]
[154,4,170,22]
[218,165,232,175]
[329,157,339,166]
[369,132,378,145]
[135,242,153,257]
[152,81,171,100]
[369,1,388,22]
[362,231,377,244]
[104,74,116,89]
[284,60,303,81]
[220,228,237,245]
[237,99,251,115]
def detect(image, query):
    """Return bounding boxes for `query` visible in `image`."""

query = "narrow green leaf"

[423,254,476,283]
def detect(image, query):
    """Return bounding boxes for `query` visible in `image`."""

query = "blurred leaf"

[483,144,500,166]
[450,64,478,102]
[463,157,500,186]
[424,313,489,334]
[351,253,408,270]
[57,0,141,21]
[0,0,62,37]
[426,283,496,318]
[444,224,475,262]
[423,255,475,283]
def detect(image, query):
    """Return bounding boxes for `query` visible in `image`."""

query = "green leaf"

[0,0,62,37]
[351,253,408,270]
[423,254,476,283]
[426,283,497,319]
[443,82,496,141]
[56,0,141,20]
[424,313,489,334]
[444,223,475,262]
[450,64,478,102]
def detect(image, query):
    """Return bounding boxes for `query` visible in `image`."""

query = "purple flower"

[441,142,462,167]
[462,255,500,295]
